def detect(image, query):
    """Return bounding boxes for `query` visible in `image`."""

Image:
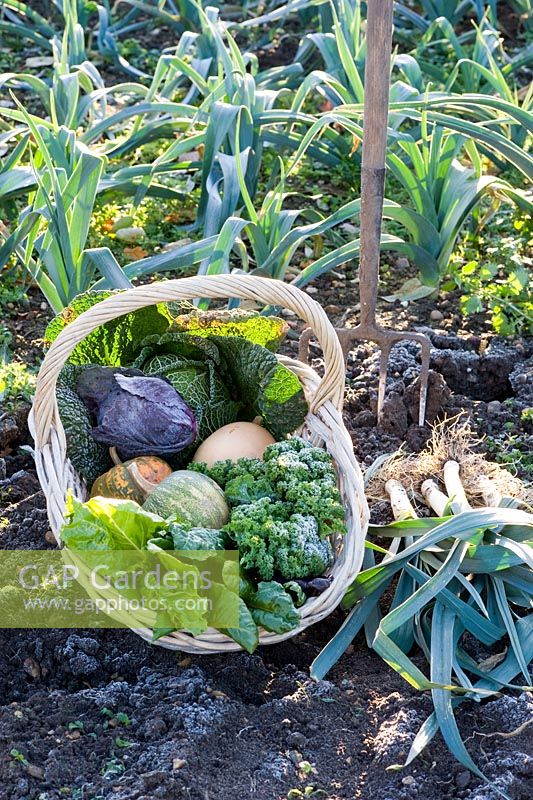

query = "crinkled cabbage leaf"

[134,331,307,441]
[171,306,288,351]
[44,290,172,366]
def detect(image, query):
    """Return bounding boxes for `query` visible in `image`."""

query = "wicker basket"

[29,275,369,653]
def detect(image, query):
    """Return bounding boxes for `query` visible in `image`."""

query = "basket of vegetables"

[29,275,368,653]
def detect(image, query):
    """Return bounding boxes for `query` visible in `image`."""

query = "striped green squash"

[143,470,229,529]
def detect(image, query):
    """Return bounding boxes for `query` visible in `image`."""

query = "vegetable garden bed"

[0,0,532,798]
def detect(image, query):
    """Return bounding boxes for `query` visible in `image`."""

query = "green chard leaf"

[45,290,172,366]
[146,536,173,551]
[221,597,260,654]
[152,628,176,642]
[61,495,168,550]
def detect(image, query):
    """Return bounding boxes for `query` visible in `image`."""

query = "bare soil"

[0,280,531,800]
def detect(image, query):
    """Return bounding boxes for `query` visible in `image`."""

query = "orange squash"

[90,456,172,504]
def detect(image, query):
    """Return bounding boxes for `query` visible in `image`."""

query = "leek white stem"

[478,476,502,508]
[384,480,416,562]
[385,480,416,521]
[421,479,449,517]
[443,460,471,514]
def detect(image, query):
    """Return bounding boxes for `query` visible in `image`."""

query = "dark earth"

[0,279,531,800]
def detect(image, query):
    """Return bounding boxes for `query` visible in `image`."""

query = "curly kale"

[224,474,280,506]
[223,498,291,580]
[262,439,345,537]
[225,501,333,581]
[190,438,344,582]
[191,438,345,535]
[189,457,266,488]
[283,480,346,537]
[270,513,333,579]
[263,438,337,486]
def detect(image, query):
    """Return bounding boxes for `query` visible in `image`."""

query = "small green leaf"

[461,261,478,276]
[462,295,484,315]
[245,580,300,634]
[382,278,437,303]
[152,628,175,641]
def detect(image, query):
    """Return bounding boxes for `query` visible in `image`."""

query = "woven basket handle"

[32,275,346,448]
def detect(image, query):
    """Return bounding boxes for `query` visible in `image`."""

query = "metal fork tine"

[377,343,391,421]
[298,326,432,427]
[417,336,431,426]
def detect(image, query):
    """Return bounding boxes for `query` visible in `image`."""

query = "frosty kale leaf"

[192,439,344,583]
[263,438,338,487]
[271,514,333,580]
[263,439,345,537]
[224,475,280,506]
[224,500,333,581]
[283,481,346,538]
[194,438,346,539]
[189,458,267,488]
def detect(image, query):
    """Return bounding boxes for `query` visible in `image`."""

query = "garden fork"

[299,0,430,426]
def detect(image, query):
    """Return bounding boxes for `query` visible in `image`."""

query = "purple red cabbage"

[76,367,197,460]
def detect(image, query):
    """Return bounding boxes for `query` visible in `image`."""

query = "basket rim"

[32,276,348,452]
